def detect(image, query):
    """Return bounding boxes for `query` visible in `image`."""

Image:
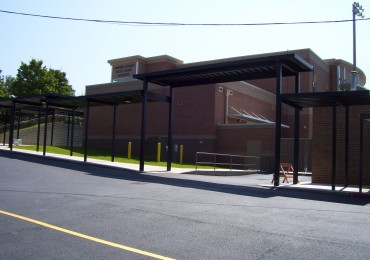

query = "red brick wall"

[312,106,370,185]
[282,111,312,138]
[172,85,217,135]
[216,126,276,171]
[87,85,218,162]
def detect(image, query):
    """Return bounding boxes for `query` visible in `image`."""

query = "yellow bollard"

[179,144,183,164]
[128,142,132,160]
[157,142,161,163]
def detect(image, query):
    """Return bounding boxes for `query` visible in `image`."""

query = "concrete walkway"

[1,145,369,197]
[262,182,370,197]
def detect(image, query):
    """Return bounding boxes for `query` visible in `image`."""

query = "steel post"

[70,109,75,156]
[139,81,148,172]
[293,73,300,184]
[345,106,349,187]
[50,110,55,146]
[2,111,6,145]
[9,102,16,151]
[84,102,90,162]
[111,105,117,162]
[359,114,364,193]
[16,109,21,139]
[36,106,41,152]
[331,99,337,191]
[274,63,282,186]
[167,86,174,171]
[66,115,71,147]
[43,103,48,156]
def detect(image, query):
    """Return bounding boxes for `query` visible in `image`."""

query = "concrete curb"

[2,148,369,199]
[261,183,370,198]
[0,149,140,173]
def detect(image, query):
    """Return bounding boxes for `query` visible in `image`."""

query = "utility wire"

[0,9,369,26]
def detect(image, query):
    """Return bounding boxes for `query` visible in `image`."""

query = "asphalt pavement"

[1,151,370,259]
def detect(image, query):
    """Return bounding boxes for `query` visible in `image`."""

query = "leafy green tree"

[0,70,15,98]
[0,71,5,97]
[9,59,75,97]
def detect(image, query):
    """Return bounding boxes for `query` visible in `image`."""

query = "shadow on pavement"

[1,151,369,206]
[181,170,262,176]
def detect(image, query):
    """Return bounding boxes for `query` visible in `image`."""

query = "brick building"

[312,105,370,185]
[86,49,366,174]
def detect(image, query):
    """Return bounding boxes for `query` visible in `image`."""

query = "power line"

[0,9,369,27]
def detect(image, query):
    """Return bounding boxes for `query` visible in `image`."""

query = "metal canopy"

[1,90,169,168]
[0,90,168,111]
[282,90,370,109]
[282,90,370,192]
[134,53,313,87]
[134,52,314,177]
[0,96,64,111]
[0,94,70,109]
[45,90,168,109]
[2,52,314,176]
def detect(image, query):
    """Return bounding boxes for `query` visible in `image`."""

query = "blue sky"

[1,0,369,95]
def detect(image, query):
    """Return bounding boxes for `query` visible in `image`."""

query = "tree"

[0,70,5,97]
[0,70,15,98]
[8,59,75,97]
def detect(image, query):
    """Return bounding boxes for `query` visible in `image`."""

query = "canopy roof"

[134,53,314,87]
[0,90,168,111]
[282,90,370,109]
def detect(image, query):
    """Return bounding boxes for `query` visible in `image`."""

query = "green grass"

[14,145,211,169]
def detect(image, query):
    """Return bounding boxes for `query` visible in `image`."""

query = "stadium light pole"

[351,2,365,91]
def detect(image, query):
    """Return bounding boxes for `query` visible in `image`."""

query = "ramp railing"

[195,152,260,172]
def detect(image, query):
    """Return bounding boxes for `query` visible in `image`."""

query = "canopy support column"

[43,103,49,156]
[66,114,71,147]
[36,106,42,152]
[140,80,148,172]
[293,73,301,184]
[167,86,174,171]
[84,102,90,163]
[2,111,7,146]
[9,102,16,151]
[274,63,283,186]
[345,106,349,187]
[359,114,368,193]
[331,99,337,191]
[111,105,117,162]
[50,110,55,146]
[16,109,21,139]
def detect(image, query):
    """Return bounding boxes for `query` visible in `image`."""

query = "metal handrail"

[195,152,260,172]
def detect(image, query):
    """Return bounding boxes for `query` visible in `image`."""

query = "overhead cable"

[0,9,369,27]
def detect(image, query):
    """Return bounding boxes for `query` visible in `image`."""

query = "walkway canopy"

[134,53,314,181]
[134,53,313,87]
[0,90,168,164]
[1,53,314,178]
[282,90,370,192]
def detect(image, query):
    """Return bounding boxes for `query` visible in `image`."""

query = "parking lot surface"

[1,152,370,259]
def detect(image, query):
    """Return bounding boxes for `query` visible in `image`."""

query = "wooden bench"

[271,163,294,184]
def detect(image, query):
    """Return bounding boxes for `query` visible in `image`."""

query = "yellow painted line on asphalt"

[0,210,175,260]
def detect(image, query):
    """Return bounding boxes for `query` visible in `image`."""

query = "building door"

[247,140,261,170]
